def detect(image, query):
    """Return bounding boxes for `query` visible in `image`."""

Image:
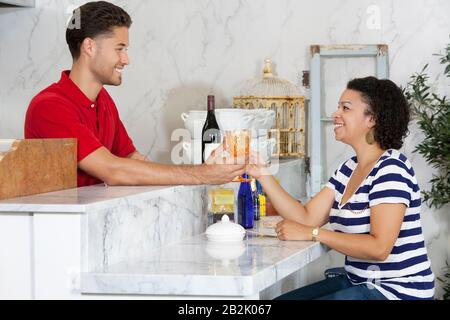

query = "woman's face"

[331,89,375,146]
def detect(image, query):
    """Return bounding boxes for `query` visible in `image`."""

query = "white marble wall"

[1,0,449,298]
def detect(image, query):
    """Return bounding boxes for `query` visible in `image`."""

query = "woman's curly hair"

[347,76,410,150]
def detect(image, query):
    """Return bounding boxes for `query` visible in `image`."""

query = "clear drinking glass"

[224,129,251,182]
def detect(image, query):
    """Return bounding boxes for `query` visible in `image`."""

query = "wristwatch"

[311,227,320,242]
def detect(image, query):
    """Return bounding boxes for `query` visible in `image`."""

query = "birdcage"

[233,59,305,158]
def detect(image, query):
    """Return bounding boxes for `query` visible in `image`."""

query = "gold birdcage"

[233,59,305,158]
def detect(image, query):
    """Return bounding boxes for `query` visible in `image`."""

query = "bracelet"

[312,227,320,241]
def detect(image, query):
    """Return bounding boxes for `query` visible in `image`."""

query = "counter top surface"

[81,219,328,297]
[0,184,205,213]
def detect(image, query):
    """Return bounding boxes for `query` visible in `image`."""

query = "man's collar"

[59,70,98,109]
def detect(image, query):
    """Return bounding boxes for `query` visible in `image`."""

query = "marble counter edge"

[81,273,256,297]
[0,184,206,213]
[80,241,328,297]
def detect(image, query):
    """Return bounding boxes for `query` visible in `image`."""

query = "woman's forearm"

[259,173,311,225]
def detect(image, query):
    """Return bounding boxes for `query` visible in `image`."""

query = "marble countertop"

[0,184,205,213]
[81,220,328,297]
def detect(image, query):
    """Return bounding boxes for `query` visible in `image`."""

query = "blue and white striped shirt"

[326,149,435,300]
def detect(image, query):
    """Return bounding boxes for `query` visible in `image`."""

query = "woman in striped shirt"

[247,76,435,300]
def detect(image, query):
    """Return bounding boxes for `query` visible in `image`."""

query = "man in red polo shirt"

[25,1,245,187]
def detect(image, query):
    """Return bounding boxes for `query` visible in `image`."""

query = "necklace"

[340,202,369,215]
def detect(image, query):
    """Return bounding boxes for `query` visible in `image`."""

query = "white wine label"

[204,143,220,161]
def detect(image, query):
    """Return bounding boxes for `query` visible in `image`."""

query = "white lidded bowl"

[205,214,245,243]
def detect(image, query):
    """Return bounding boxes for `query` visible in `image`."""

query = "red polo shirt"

[25,70,136,187]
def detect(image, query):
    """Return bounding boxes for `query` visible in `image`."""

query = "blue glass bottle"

[238,173,254,229]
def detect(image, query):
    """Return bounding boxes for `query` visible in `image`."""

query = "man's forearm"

[108,157,204,186]
[79,146,245,186]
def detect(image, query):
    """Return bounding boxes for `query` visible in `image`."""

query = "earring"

[365,129,375,145]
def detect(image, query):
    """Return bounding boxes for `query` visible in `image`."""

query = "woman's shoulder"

[375,149,416,177]
[334,156,357,176]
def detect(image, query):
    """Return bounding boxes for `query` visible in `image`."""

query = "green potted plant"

[404,44,450,208]
[440,261,450,300]
[404,38,450,300]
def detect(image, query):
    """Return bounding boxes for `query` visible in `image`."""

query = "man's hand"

[79,146,245,186]
[197,162,246,185]
[200,143,246,184]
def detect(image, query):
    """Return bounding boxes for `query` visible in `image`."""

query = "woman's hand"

[245,151,270,179]
[275,219,313,241]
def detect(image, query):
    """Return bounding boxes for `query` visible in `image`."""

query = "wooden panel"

[0,139,77,200]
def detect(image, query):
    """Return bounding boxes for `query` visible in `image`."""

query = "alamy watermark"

[366,4,381,30]
[366,264,382,290]
[66,5,81,30]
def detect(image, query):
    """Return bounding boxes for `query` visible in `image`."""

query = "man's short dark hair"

[66,1,132,60]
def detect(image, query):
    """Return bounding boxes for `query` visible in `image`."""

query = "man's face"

[90,26,130,86]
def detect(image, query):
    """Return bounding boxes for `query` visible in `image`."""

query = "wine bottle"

[238,173,254,229]
[201,95,221,163]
